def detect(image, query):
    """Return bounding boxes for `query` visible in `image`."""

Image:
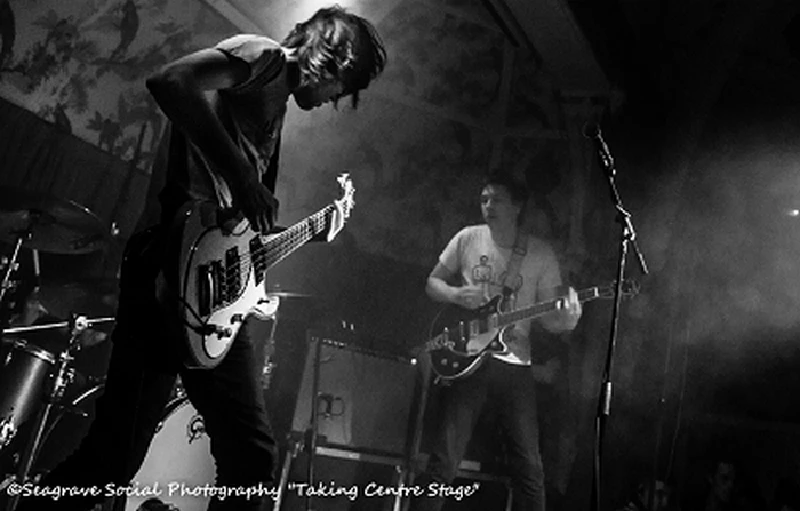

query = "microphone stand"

[589,127,648,511]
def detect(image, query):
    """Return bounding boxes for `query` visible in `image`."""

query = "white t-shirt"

[438,224,562,365]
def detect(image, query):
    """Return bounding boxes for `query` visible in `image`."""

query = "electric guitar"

[169,173,354,368]
[423,280,639,382]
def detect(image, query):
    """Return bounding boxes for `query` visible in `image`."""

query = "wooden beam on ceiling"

[201,0,263,33]
[483,0,609,95]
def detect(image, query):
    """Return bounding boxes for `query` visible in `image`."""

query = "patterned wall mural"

[0,0,235,171]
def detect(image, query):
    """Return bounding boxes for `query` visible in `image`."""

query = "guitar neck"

[497,286,602,327]
[258,204,333,270]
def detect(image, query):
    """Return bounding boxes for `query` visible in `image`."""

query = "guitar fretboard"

[497,286,603,327]
[252,204,333,272]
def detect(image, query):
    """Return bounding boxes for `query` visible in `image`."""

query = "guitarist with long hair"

[410,173,582,511]
[15,6,385,511]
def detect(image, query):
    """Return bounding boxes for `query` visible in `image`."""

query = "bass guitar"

[169,173,354,368]
[424,281,638,382]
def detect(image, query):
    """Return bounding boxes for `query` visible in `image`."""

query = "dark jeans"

[410,357,545,511]
[15,227,276,511]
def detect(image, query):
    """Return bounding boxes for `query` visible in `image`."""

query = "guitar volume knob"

[215,326,233,338]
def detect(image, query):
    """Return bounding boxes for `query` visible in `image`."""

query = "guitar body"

[172,202,279,368]
[165,173,356,369]
[427,295,510,382]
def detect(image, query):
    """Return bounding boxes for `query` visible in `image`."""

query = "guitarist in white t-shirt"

[411,173,582,511]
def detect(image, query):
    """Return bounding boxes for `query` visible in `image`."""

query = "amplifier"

[291,332,419,456]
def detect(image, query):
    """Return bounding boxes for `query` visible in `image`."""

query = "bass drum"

[31,385,216,511]
[126,396,215,511]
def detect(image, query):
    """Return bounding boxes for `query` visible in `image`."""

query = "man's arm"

[539,285,581,332]
[145,48,277,232]
[536,251,581,332]
[426,262,484,310]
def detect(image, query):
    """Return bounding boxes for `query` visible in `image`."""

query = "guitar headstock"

[597,279,641,299]
[327,173,355,242]
[337,173,355,219]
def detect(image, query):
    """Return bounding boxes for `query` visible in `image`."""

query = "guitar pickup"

[224,247,240,300]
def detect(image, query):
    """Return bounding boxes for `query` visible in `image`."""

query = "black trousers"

[410,358,546,511]
[15,227,277,511]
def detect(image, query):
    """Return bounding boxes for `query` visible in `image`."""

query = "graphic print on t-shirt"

[471,255,493,298]
[470,255,523,312]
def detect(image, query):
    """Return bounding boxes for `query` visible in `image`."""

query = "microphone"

[582,122,600,139]
[582,122,615,175]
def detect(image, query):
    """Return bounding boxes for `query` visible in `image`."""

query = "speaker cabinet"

[291,333,419,456]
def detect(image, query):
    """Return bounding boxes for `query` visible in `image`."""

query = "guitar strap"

[501,227,528,311]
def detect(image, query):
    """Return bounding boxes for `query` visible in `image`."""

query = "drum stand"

[3,315,94,511]
[0,228,31,308]
[0,229,34,451]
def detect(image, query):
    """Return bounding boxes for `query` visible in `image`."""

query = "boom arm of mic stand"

[616,205,649,276]
[601,146,648,277]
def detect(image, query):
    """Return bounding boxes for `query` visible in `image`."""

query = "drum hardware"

[0,417,15,450]
[2,315,112,511]
[0,224,30,308]
[0,189,116,510]
[0,472,23,497]
[2,315,116,336]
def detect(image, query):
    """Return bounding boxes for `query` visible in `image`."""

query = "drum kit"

[0,188,116,511]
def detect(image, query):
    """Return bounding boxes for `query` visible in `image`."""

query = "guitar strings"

[498,288,598,325]
[218,205,333,290]
[242,205,329,274]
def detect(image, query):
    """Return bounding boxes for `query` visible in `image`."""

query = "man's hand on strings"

[560,286,582,329]
[452,285,486,310]
[235,182,279,233]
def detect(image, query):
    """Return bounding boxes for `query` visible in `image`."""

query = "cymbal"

[35,278,119,318]
[0,187,109,254]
